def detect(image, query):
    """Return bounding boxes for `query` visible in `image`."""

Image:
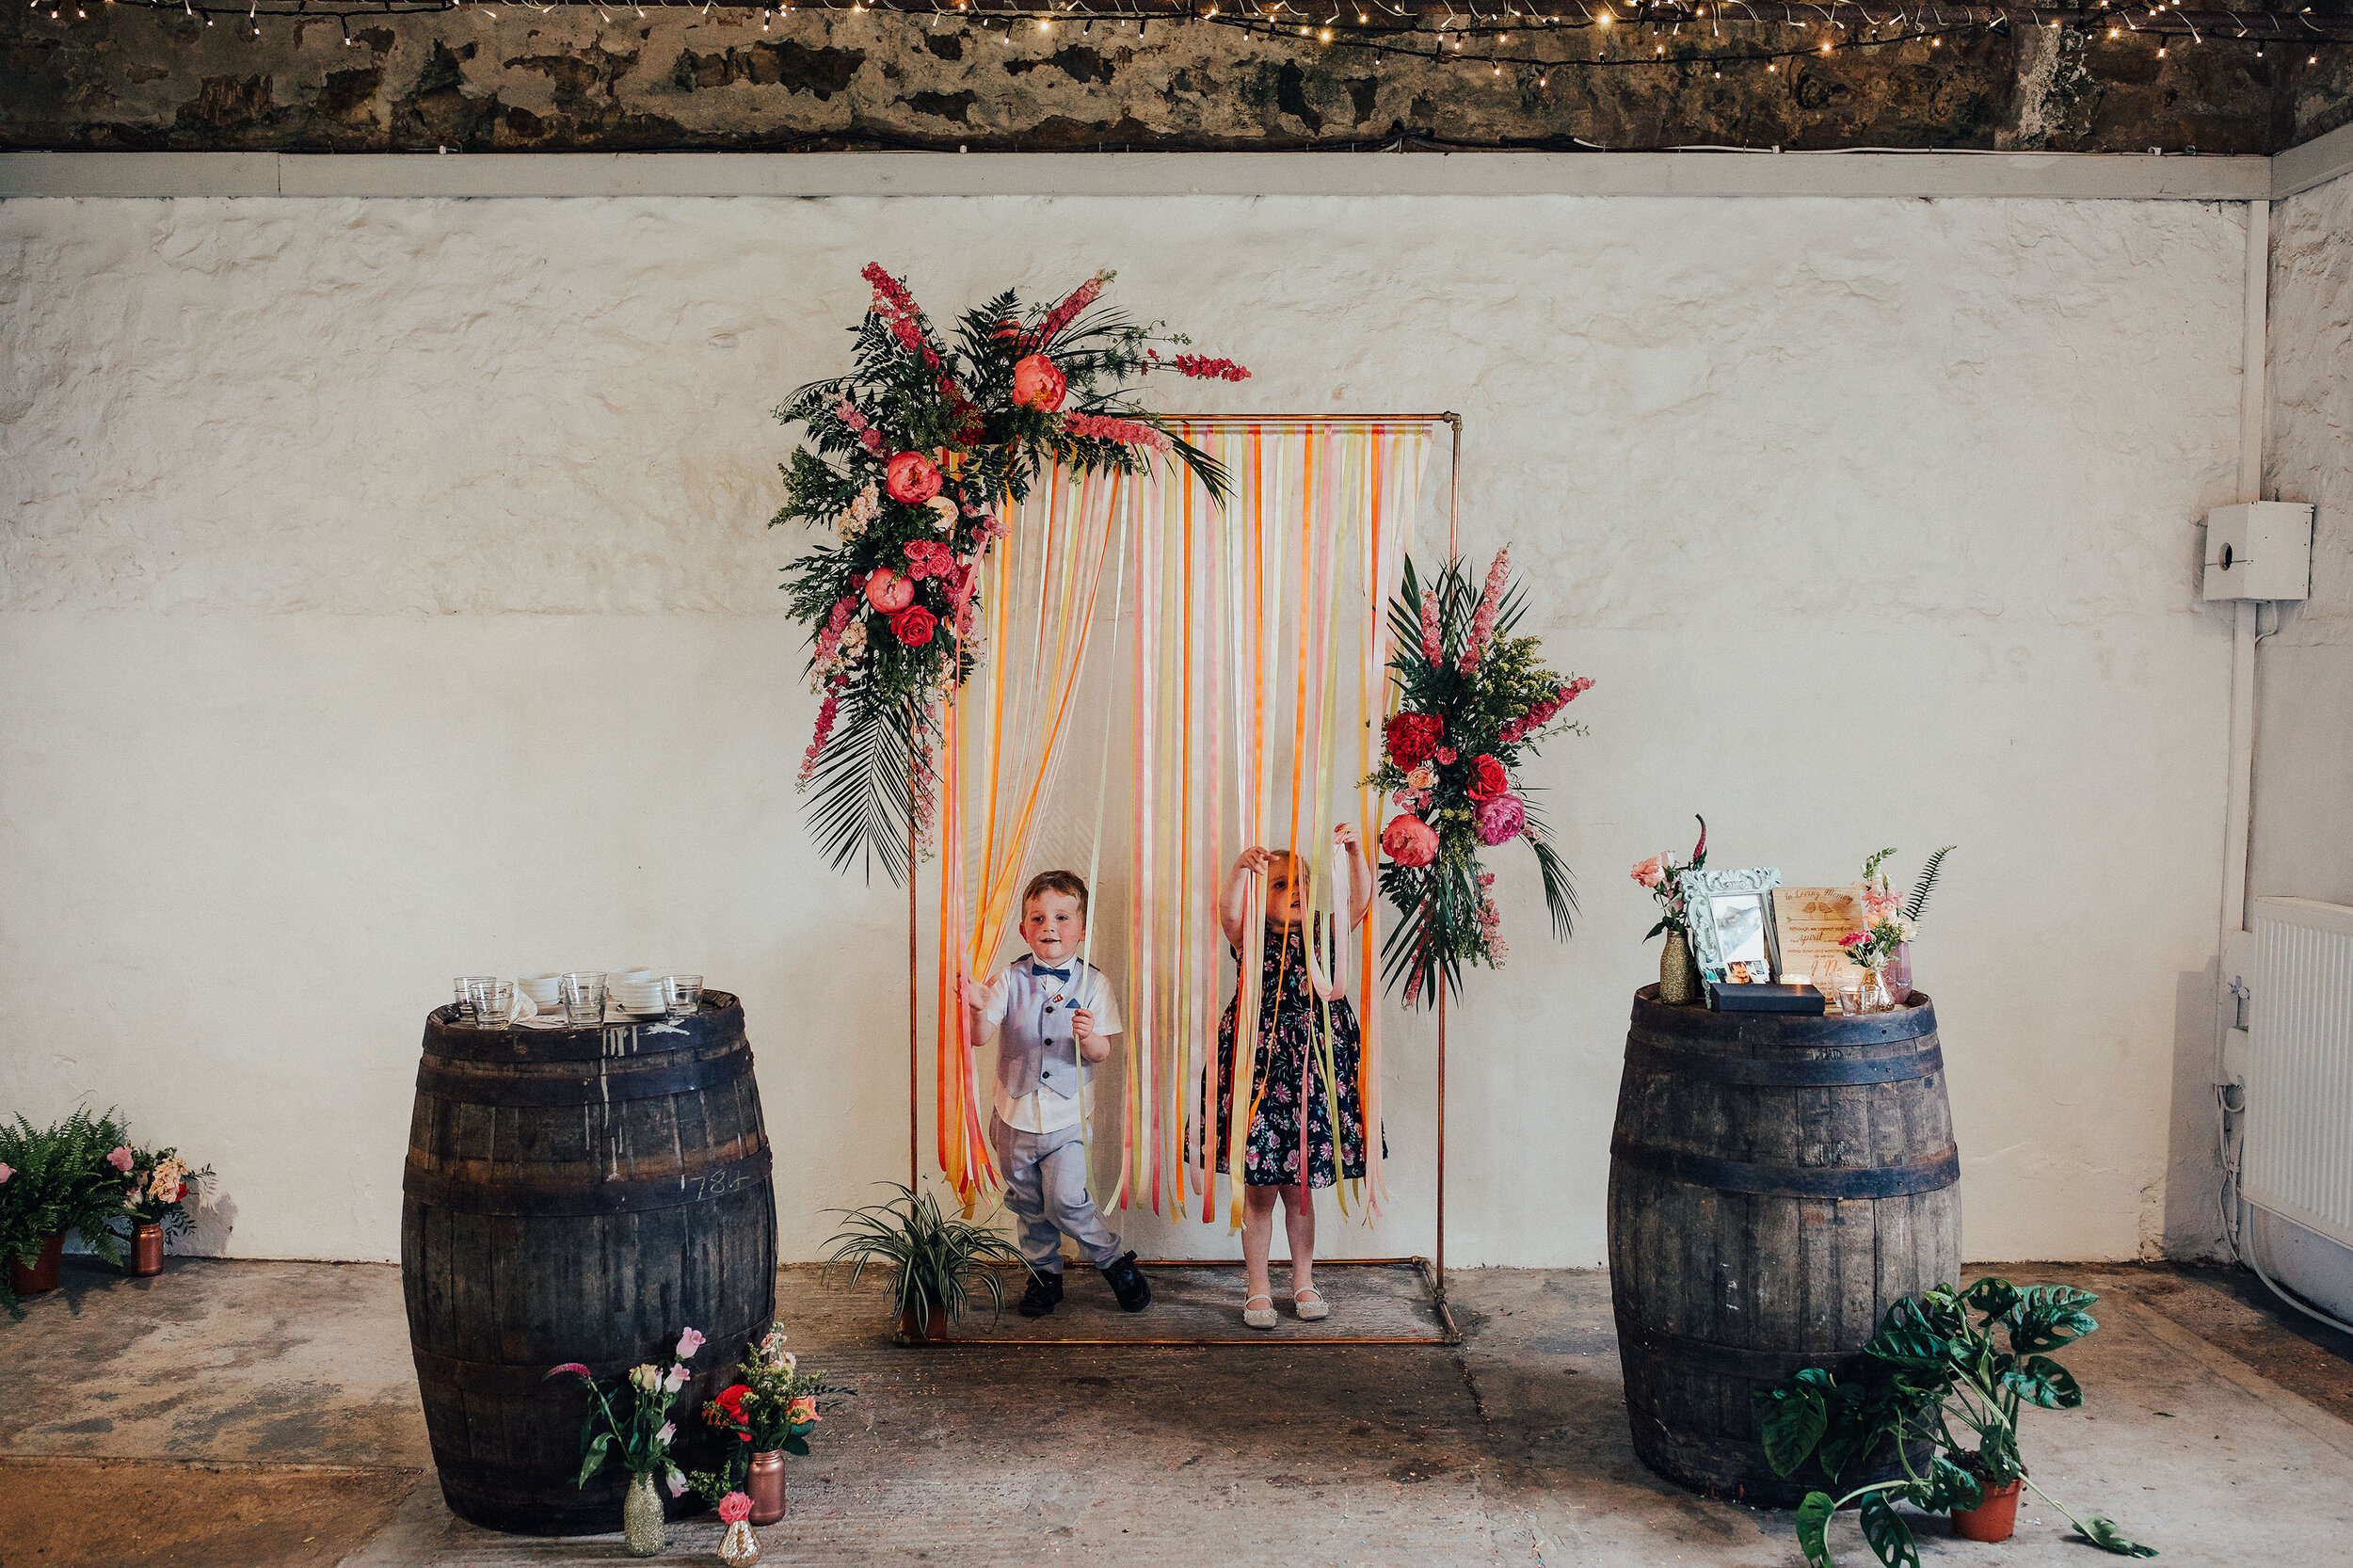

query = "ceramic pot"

[1951,1479,2024,1544]
[621,1469,664,1557]
[131,1222,165,1277]
[898,1298,949,1343]
[8,1232,65,1295]
[1658,931,1703,1007]
[745,1449,786,1525]
[718,1517,762,1566]
[1884,942,1913,1005]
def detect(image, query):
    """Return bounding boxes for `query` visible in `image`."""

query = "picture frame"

[1685,867,1784,983]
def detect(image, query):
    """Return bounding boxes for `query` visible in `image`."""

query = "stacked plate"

[609,968,666,1017]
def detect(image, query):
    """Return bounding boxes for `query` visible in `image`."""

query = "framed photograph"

[1685,867,1784,982]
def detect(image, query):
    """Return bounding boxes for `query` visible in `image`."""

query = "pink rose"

[1465,754,1510,802]
[0,1162,13,1183]
[1632,855,1666,889]
[886,450,942,504]
[1380,814,1439,868]
[106,1146,134,1173]
[718,1492,754,1526]
[1473,792,1526,846]
[1012,353,1067,411]
[675,1327,705,1359]
[864,568,915,614]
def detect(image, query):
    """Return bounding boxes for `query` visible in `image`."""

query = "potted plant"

[1754,1278,2156,1567]
[0,1109,131,1307]
[687,1323,836,1525]
[545,1325,706,1557]
[108,1144,214,1276]
[1633,816,1708,1005]
[823,1183,1032,1342]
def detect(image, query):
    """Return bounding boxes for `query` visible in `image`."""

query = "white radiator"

[2245,897,2353,1251]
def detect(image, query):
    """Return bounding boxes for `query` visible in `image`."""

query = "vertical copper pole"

[910,809,920,1194]
[1437,413,1459,1295]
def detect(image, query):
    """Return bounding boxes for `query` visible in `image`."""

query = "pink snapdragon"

[1418,590,1443,666]
[1034,268,1113,345]
[1460,548,1510,673]
[798,689,840,787]
[834,399,886,456]
[1062,411,1172,453]
[1498,677,1594,744]
[860,262,943,371]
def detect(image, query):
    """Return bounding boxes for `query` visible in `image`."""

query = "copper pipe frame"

[898,1257,1460,1347]
[899,413,1467,1346]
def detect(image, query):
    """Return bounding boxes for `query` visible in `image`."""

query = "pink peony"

[891,605,938,646]
[718,1492,754,1526]
[886,451,943,504]
[1631,855,1666,889]
[1012,354,1067,411]
[676,1327,705,1359]
[1465,754,1510,802]
[1381,814,1439,868]
[864,568,915,614]
[106,1146,134,1174]
[1473,792,1527,846]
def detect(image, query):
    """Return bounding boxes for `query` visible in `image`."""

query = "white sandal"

[1292,1287,1330,1322]
[1242,1293,1278,1330]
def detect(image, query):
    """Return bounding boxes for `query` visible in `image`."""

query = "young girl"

[1213,823,1378,1330]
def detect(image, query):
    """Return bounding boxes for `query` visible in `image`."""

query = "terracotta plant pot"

[8,1232,65,1295]
[1951,1479,2024,1543]
[745,1448,786,1525]
[131,1222,165,1277]
[898,1298,949,1343]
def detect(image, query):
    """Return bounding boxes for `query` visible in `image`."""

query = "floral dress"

[1213,920,1380,1189]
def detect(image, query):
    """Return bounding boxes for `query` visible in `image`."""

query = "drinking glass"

[469,978,515,1027]
[455,975,496,1024]
[664,975,704,1020]
[1835,981,1865,1016]
[561,970,607,1026]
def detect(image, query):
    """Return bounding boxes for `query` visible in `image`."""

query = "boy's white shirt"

[973,953,1124,1134]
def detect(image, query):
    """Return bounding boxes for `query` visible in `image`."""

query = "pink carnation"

[1473,792,1526,846]
[106,1146,134,1173]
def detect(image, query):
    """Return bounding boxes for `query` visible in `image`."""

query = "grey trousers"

[990,1114,1124,1272]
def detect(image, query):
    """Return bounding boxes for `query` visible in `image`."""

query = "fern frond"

[1904,846,1956,923]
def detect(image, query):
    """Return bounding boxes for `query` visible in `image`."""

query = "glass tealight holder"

[560,970,607,1026]
[468,978,514,1027]
[455,975,496,1024]
[664,975,703,1020]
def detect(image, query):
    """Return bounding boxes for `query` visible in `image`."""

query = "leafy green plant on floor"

[1754,1278,2157,1567]
[0,1107,133,1310]
[822,1183,1032,1335]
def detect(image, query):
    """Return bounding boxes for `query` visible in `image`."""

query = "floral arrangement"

[0,1108,133,1305]
[774,263,1248,883]
[110,1144,213,1237]
[546,1325,705,1492]
[1632,817,1709,943]
[1363,551,1593,1007]
[1840,845,1953,971]
[686,1323,834,1504]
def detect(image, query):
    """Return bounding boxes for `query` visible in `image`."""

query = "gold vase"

[1658,931,1702,1006]
[621,1469,664,1557]
[718,1519,763,1566]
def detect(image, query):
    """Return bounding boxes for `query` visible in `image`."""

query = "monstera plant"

[1753,1278,2156,1567]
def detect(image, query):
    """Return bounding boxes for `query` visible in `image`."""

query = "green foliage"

[0,1107,132,1308]
[822,1184,1032,1335]
[1903,846,1956,923]
[1753,1277,2152,1567]
[1861,847,1898,887]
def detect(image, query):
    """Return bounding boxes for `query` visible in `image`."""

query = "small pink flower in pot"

[864,568,916,614]
[675,1327,705,1360]
[106,1146,134,1174]
[885,450,942,504]
[1631,855,1666,889]
[718,1492,754,1526]
[1012,353,1067,411]
[1473,792,1526,847]
[1380,814,1439,868]
[0,1162,14,1183]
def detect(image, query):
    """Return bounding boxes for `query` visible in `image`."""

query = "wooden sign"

[1770,886,1869,984]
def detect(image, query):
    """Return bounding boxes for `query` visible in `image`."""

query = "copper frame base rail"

[894,1256,1460,1348]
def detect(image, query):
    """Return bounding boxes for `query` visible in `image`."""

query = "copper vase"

[8,1232,64,1295]
[746,1448,786,1525]
[131,1222,164,1277]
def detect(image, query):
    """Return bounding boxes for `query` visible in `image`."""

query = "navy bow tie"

[1033,964,1071,984]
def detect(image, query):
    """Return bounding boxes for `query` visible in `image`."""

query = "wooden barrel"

[1607,985,1961,1507]
[401,994,776,1535]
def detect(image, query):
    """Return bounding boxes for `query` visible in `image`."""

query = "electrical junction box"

[2203,503,2314,601]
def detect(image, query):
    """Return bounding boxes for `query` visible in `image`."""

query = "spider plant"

[821,1184,1032,1335]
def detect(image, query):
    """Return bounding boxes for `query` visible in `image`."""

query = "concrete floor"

[4,1256,2351,1567]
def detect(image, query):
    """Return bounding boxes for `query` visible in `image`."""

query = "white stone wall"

[0,193,2250,1265]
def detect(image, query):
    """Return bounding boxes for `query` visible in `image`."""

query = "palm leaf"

[805,697,915,886]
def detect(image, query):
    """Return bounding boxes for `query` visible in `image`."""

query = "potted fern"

[1858,845,1953,1004]
[1,1109,132,1307]
[1754,1278,2155,1566]
[822,1184,1032,1341]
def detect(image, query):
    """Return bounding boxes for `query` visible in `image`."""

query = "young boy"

[962,870,1152,1318]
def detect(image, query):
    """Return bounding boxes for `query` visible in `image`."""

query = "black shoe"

[1100,1250,1151,1313]
[1017,1271,1064,1318]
